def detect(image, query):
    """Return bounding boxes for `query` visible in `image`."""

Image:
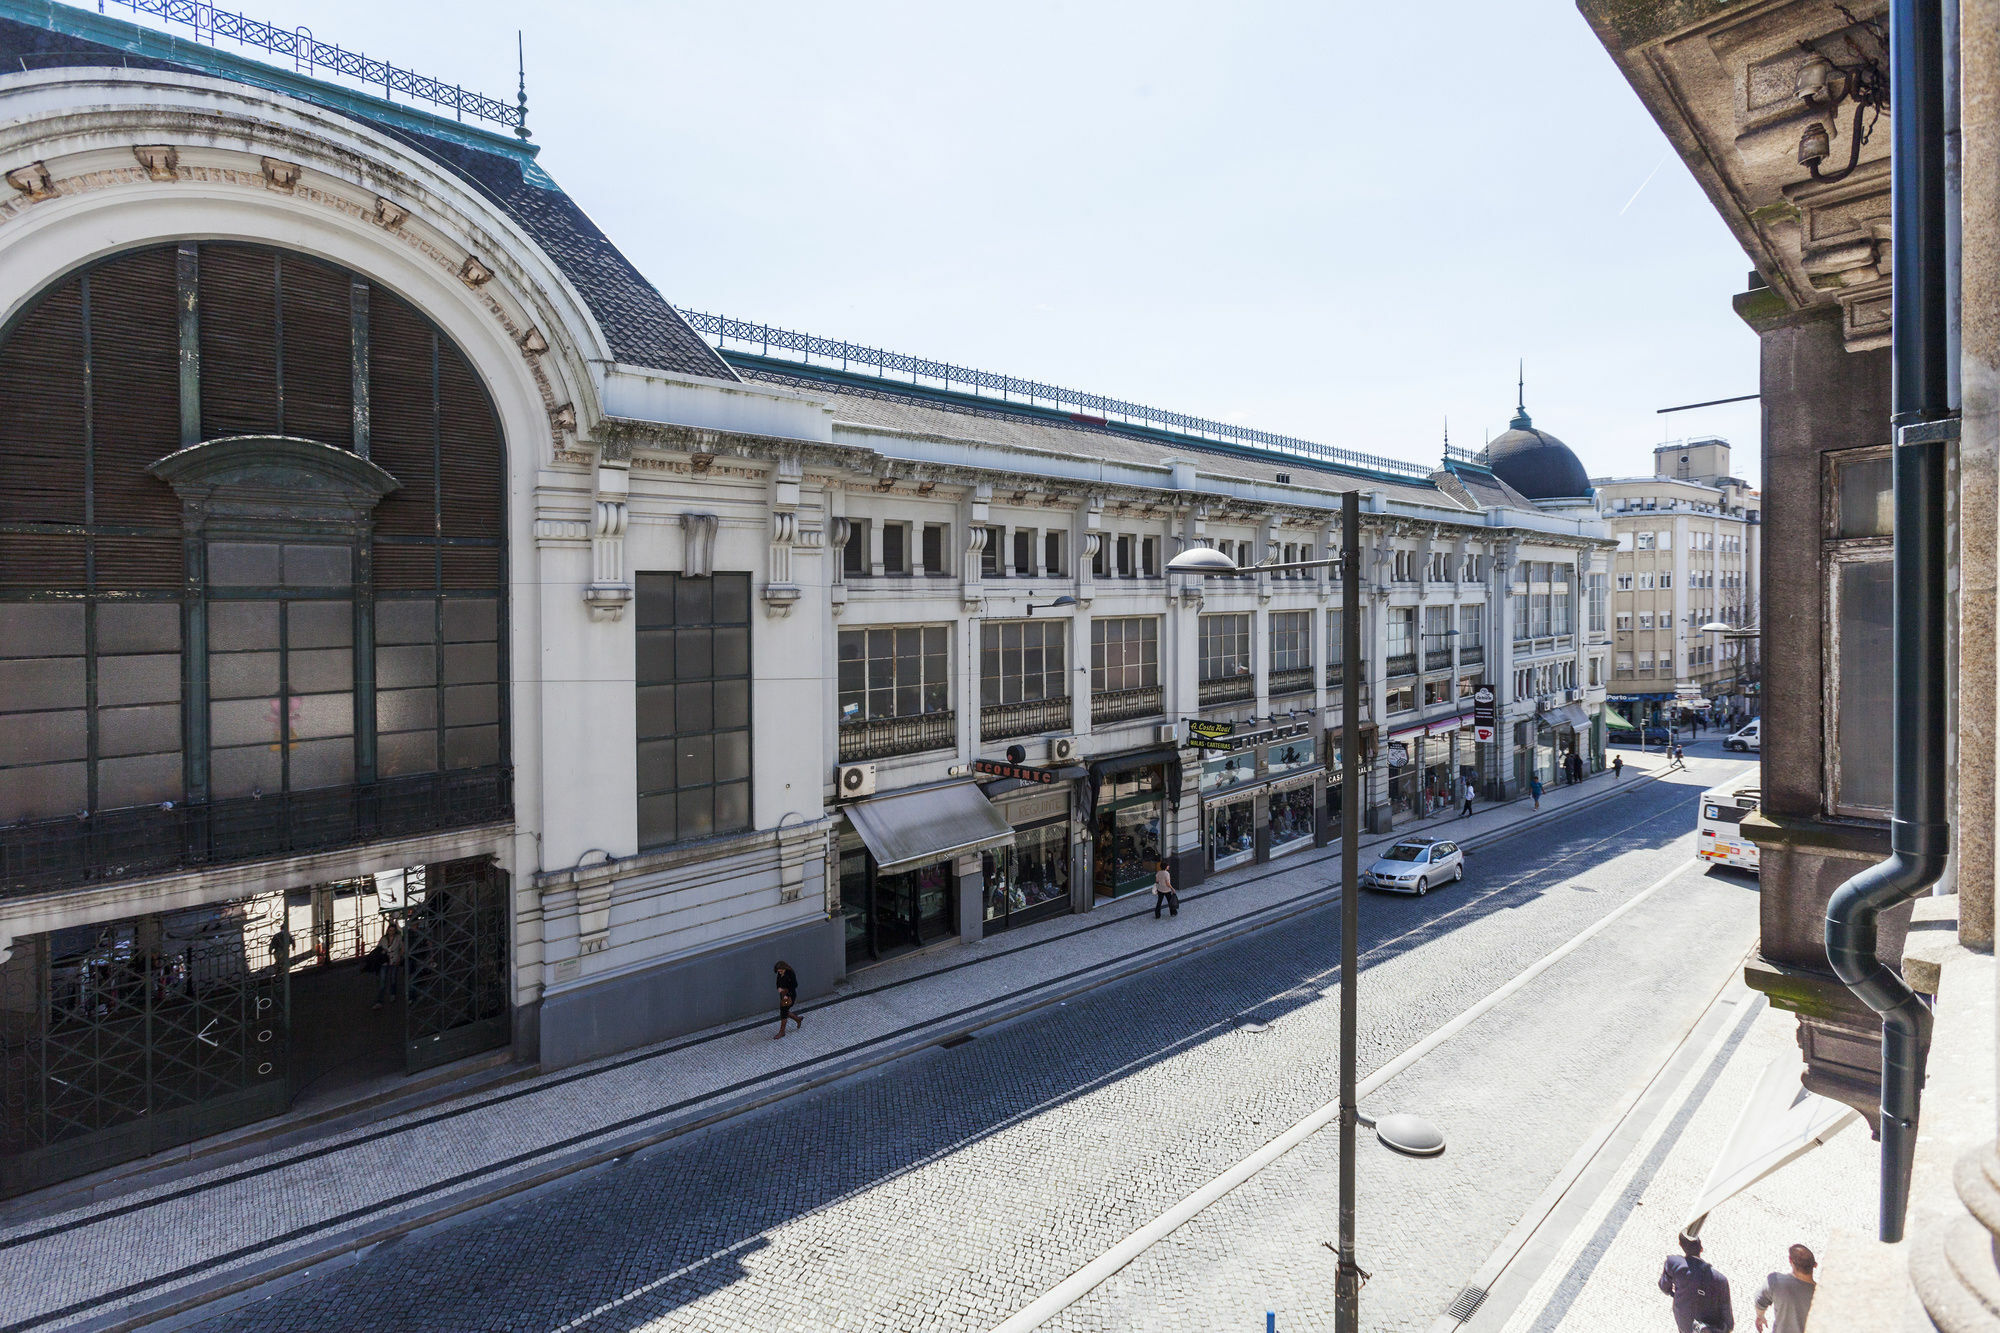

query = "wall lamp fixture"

[1794,39,1890,184]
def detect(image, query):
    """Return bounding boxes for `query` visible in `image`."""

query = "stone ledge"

[1904,896,1967,996]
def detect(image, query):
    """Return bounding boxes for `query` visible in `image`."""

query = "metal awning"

[1604,706,1638,730]
[1541,703,1591,731]
[843,781,1015,874]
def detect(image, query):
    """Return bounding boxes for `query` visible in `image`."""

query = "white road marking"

[986,857,1703,1333]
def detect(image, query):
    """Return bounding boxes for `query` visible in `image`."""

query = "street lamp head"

[1699,621,1738,634]
[1165,546,1239,575]
[1048,595,1077,608]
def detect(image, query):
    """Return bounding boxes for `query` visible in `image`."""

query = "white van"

[1725,719,1760,753]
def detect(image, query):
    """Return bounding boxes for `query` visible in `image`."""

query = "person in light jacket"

[1152,861,1178,919]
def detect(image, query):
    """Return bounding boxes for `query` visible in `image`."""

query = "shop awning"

[844,781,1015,874]
[1684,1056,1859,1234]
[1541,703,1591,731]
[1604,706,1638,730]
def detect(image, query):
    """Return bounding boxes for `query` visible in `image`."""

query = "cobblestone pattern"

[180,759,1750,1333]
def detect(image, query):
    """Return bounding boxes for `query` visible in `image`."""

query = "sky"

[99,0,1765,486]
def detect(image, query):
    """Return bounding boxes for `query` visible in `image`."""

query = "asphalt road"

[196,749,1760,1333]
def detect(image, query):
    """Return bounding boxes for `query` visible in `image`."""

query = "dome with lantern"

[1484,377,1593,504]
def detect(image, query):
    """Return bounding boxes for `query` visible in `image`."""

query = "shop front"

[982,787,1073,933]
[1263,736,1319,859]
[1090,748,1179,898]
[1388,714,1472,825]
[1321,722,1373,842]
[840,781,1015,965]
[1198,726,1318,871]
[1200,749,1260,873]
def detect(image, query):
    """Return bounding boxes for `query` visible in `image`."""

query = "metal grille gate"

[403,859,509,1073]
[0,910,288,1197]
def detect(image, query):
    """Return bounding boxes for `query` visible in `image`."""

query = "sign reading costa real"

[972,759,1061,784]
[1187,720,1234,739]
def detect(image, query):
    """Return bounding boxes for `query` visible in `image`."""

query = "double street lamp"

[1166,493,1440,1333]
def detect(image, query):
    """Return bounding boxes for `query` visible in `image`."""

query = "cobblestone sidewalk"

[0,753,1674,1332]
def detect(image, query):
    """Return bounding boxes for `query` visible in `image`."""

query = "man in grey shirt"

[1753,1244,1816,1333]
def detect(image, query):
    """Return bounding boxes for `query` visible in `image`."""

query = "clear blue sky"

[107,0,1764,485]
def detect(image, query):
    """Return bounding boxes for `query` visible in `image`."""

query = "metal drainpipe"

[1823,0,1956,1245]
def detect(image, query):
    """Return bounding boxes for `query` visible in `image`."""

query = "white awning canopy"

[844,781,1016,874]
[1685,1056,1860,1234]
[1543,703,1591,731]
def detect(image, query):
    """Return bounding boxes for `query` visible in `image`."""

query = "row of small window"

[1509,562,1575,591]
[1382,606,1485,658]
[1614,573,1675,591]
[1614,606,1733,632]
[1389,551,1487,583]
[1512,660,1579,702]
[1383,674,1487,717]
[1508,593,1576,639]
[1615,647,1716,673]
[835,521,1174,581]
[1617,530,1746,553]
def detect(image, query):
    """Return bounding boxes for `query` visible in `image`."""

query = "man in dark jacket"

[1661,1234,1734,1331]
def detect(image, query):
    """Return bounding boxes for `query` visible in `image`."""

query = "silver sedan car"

[1361,837,1465,896]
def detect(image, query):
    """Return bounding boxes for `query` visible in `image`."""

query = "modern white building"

[1594,438,1763,722]
[0,0,1610,1195]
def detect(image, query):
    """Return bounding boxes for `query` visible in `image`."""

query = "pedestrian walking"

[1661,1233,1735,1332]
[370,921,404,1009]
[1613,754,1624,780]
[1671,742,1687,770]
[1461,777,1475,819]
[772,960,804,1039]
[1753,1244,1816,1333]
[1529,775,1543,811]
[1152,860,1179,919]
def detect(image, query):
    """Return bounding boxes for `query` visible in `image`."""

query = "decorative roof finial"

[515,31,530,140]
[1511,359,1532,430]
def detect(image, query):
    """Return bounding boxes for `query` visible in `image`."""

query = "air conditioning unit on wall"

[1157,723,1179,745]
[834,763,876,799]
[1049,736,1080,764]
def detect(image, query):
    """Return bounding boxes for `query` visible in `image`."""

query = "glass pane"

[673,733,715,788]
[675,577,712,626]
[714,573,750,625]
[713,678,750,730]
[0,602,85,655]
[210,743,282,798]
[924,626,946,658]
[677,788,713,840]
[0,656,85,711]
[281,544,352,587]
[637,738,677,793]
[444,684,499,727]
[375,598,438,645]
[288,736,355,789]
[636,628,675,686]
[1836,559,1895,811]
[288,647,353,693]
[1838,455,1894,538]
[714,729,750,783]
[287,600,353,649]
[442,642,498,685]
[637,792,676,849]
[97,703,179,757]
[712,626,749,677]
[290,692,353,740]
[676,681,713,733]
[636,574,675,629]
[207,542,282,586]
[377,687,437,734]
[442,598,498,643]
[210,602,280,652]
[96,652,180,707]
[210,697,281,748]
[676,627,713,679]
[0,762,85,819]
[443,724,499,768]
[636,683,676,738]
[714,780,749,833]
[376,644,436,690]
[97,752,181,808]
[377,729,437,776]
[0,709,85,765]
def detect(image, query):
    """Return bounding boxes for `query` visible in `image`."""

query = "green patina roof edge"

[1,0,539,163]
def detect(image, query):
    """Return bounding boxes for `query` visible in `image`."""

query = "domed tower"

[1485,371,1593,507]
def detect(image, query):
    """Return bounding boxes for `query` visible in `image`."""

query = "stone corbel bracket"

[682,512,720,579]
[961,483,993,611]
[827,516,852,617]
[764,455,805,617]
[583,495,632,621]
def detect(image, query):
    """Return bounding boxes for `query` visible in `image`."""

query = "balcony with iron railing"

[1424,649,1452,672]
[980,696,1072,742]
[1198,675,1255,706]
[1091,684,1164,725]
[1460,644,1484,667]
[1,767,513,899]
[1323,662,1366,690]
[1269,666,1316,697]
[839,710,958,762]
[1386,653,1418,678]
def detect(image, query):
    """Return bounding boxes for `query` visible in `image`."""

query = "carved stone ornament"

[374,196,410,229]
[132,144,178,181]
[459,255,495,287]
[518,325,548,355]
[681,512,720,579]
[584,498,633,622]
[550,402,577,433]
[260,156,302,192]
[5,160,54,202]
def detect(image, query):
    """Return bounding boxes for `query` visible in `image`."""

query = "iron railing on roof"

[683,311,1434,481]
[98,0,528,134]
[1444,445,1489,467]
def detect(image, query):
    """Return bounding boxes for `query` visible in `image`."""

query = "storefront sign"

[1185,735,1233,752]
[972,759,1060,784]
[1474,725,1495,743]
[1387,740,1410,768]
[1472,686,1495,730]
[1188,720,1234,739]
[1226,721,1311,753]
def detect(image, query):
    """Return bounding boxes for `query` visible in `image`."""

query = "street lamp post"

[1166,493,1437,1333]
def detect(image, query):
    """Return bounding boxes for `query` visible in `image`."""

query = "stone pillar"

[955,851,984,943]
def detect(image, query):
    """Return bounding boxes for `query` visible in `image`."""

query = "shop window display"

[984,818,1070,930]
[1208,798,1255,870]
[1268,786,1316,851]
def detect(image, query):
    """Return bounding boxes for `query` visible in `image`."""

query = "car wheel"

[1454,863,1464,883]
[1416,877,1429,896]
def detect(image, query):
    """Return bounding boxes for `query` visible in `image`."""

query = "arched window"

[0,243,508,891]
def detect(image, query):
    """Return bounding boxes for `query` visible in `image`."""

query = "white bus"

[1698,781,1761,873]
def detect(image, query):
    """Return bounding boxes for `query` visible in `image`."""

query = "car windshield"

[1382,844,1428,862]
